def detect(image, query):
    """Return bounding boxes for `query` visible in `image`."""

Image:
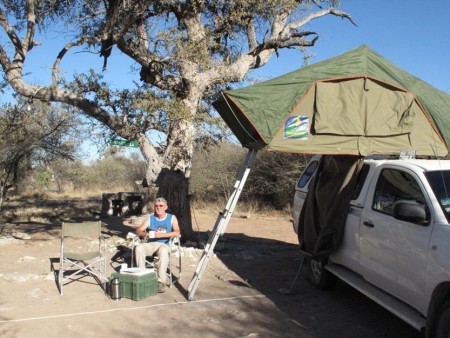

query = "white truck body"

[292,157,450,336]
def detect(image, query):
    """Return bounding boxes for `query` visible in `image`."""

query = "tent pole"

[187,149,258,300]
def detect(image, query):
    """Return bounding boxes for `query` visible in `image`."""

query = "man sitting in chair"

[135,197,180,293]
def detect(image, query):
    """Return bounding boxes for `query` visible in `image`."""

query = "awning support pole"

[187,149,258,300]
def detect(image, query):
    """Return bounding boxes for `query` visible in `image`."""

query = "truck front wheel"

[308,258,337,290]
[435,300,450,338]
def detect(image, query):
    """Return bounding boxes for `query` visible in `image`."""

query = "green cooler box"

[110,271,158,301]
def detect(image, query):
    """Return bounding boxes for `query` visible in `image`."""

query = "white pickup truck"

[292,156,450,338]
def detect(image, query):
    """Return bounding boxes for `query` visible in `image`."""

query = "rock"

[0,237,23,245]
[131,217,144,225]
[12,232,32,240]
[126,232,137,240]
[19,256,37,262]
[2,272,35,282]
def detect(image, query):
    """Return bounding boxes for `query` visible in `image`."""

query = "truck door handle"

[363,221,374,228]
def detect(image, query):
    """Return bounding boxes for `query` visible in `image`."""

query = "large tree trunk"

[140,127,195,242]
[155,168,193,242]
[152,97,197,242]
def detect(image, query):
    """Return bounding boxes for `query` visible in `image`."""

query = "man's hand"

[135,225,148,238]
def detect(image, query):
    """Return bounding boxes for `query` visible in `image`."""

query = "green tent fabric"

[213,45,450,156]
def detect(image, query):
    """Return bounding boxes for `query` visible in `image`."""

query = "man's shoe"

[158,282,166,293]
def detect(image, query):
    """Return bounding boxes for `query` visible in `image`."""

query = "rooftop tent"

[213,45,450,156]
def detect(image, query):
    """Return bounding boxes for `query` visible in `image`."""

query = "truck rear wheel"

[435,300,450,338]
[308,257,337,290]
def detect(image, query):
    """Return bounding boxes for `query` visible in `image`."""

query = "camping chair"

[131,236,182,287]
[59,221,108,295]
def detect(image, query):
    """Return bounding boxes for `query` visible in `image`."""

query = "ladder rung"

[187,149,257,300]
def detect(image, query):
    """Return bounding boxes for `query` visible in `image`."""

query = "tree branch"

[52,37,90,86]
[24,0,37,53]
[284,7,356,35]
[242,7,354,71]
[0,9,23,55]
[247,21,257,51]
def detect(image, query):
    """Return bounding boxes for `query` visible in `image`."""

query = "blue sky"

[22,1,450,94]
[10,1,450,160]
[253,0,450,93]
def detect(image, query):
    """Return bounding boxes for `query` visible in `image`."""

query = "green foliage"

[45,148,147,193]
[33,168,53,188]
[0,99,80,202]
[15,140,306,211]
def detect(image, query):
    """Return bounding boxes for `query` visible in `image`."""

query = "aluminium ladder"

[188,149,257,300]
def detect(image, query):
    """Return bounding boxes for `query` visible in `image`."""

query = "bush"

[19,150,147,194]
[15,142,310,213]
[245,151,311,210]
[190,143,311,211]
[190,143,246,203]
[33,168,54,188]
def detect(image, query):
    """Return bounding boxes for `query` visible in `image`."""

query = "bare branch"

[23,0,37,53]
[247,21,257,51]
[251,31,318,56]
[284,7,356,35]
[52,37,90,86]
[0,43,12,75]
[0,8,24,58]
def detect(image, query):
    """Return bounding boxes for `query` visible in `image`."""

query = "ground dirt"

[0,209,422,338]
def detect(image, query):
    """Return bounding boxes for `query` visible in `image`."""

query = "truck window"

[372,169,426,217]
[297,160,319,188]
[424,170,450,222]
[351,163,370,200]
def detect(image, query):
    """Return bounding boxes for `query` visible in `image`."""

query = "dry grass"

[1,191,101,224]
[191,199,291,219]
[1,191,291,226]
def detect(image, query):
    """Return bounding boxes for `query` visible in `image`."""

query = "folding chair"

[131,236,182,287]
[168,236,182,287]
[59,221,108,295]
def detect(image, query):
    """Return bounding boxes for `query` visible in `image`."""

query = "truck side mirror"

[393,201,429,225]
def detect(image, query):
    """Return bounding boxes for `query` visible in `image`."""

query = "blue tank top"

[148,213,173,244]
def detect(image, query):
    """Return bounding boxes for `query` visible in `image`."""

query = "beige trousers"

[135,242,169,284]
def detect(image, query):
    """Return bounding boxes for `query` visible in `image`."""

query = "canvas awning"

[213,45,450,156]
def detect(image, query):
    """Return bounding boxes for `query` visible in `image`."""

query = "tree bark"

[155,168,193,242]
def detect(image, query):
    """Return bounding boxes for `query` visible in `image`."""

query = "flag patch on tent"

[284,116,309,139]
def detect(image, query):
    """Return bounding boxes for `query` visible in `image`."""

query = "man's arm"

[170,215,181,238]
[154,215,181,239]
[136,217,149,238]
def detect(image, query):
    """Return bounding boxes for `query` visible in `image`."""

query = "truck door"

[360,166,431,303]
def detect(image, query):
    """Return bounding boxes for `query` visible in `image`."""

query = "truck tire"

[308,257,337,290]
[435,300,450,338]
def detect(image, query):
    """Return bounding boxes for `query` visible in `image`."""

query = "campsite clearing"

[0,211,419,337]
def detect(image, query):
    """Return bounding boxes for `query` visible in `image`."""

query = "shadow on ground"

[208,232,422,338]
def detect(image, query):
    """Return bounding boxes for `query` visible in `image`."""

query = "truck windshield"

[424,170,450,222]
